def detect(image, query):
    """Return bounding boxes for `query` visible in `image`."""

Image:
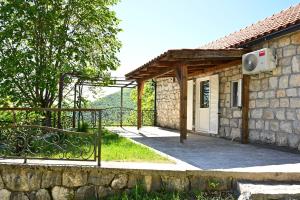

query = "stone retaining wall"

[1,164,300,200]
[0,164,231,200]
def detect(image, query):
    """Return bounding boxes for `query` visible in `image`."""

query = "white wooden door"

[195,75,219,134]
[196,77,210,132]
[209,74,219,134]
[187,80,193,130]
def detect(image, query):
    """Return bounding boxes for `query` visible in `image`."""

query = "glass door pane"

[200,80,210,108]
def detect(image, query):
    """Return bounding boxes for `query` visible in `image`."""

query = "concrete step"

[237,182,300,200]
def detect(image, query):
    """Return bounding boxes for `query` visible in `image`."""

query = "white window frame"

[231,79,242,107]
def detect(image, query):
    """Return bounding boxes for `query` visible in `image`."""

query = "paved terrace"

[108,127,300,173]
[1,126,300,173]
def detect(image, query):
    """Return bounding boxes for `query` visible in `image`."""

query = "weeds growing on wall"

[106,184,235,200]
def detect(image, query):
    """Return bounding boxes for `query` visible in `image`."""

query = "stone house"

[126,4,300,150]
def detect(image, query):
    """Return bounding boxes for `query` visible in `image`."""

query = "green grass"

[106,185,235,200]
[101,130,171,163]
[0,129,171,163]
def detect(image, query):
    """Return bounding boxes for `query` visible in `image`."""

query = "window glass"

[200,80,209,108]
[232,81,238,107]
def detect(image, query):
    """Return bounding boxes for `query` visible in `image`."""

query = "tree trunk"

[44,111,52,127]
[57,73,65,129]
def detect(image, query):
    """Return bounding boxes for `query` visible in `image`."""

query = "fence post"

[97,110,102,167]
[24,156,27,164]
[24,137,27,164]
[120,87,123,127]
[153,110,156,126]
[72,84,77,128]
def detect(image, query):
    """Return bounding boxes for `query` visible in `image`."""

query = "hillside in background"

[91,88,135,109]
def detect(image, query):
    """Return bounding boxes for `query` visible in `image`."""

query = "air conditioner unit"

[242,48,276,75]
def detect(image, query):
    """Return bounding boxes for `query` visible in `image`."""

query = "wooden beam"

[140,67,175,81]
[137,81,144,129]
[156,73,176,78]
[176,65,188,143]
[242,74,250,144]
[155,60,226,67]
[188,60,242,78]
[162,49,247,61]
[125,49,248,80]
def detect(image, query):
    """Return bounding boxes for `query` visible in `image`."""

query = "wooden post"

[153,80,157,126]
[192,78,196,132]
[57,73,66,129]
[77,85,83,128]
[176,66,188,143]
[242,74,250,144]
[120,87,123,127]
[137,81,144,130]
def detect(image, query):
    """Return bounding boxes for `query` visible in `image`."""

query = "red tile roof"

[200,4,300,49]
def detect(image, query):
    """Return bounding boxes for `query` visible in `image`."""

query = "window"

[231,80,242,107]
[200,80,210,108]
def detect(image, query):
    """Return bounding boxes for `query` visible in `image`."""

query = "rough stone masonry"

[1,164,300,200]
[0,164,232,200]
[0,164,300,200]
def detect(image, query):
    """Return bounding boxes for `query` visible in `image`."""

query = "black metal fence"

[0,107,155,166]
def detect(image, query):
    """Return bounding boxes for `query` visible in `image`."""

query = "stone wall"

[1,163,300,200]
[0,164,235,200]
[247,31,300,150]
[156,78,180,129]
[218,65,243,140]
[217,31,300,150]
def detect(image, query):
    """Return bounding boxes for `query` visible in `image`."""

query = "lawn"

[101,130,171,162]
[0,128,172,163]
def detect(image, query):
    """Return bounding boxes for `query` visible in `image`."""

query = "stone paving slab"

[0,159,197,171]
[238,182,300,195]
[237,182,300,200]
[108,127,300,172]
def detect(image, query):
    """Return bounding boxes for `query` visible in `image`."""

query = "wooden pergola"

[72,77,137,127]
[126,48,250,143]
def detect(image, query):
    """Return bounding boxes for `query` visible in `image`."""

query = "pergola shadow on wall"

[125,48,250,143]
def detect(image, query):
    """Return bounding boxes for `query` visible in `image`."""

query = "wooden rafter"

[125,48,247,80]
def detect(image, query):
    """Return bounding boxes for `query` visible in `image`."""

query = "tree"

[0,0,121,109]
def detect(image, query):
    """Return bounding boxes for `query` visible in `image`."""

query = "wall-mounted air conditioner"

[242,48,276,75]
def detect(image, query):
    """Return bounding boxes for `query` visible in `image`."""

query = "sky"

[112,0,300,78]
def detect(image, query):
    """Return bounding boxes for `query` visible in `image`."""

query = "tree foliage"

[0,0,121,108]
[130,81,155,111]
[129,81,155,125]
[91,88,135,109]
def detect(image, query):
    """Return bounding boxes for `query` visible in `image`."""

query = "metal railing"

[0,107,155,166]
